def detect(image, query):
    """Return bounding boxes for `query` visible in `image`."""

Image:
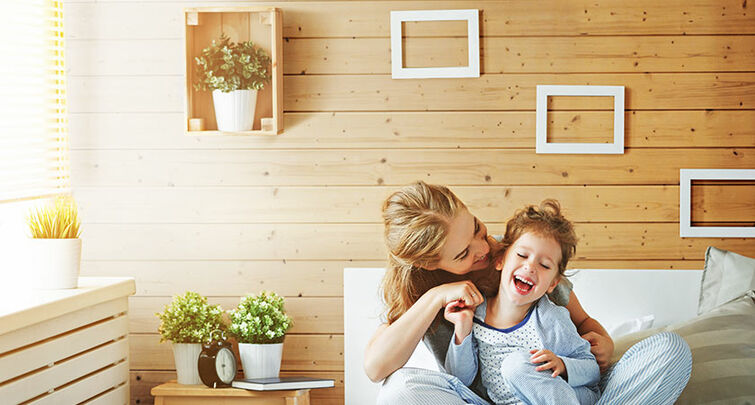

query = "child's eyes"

[540,263,551,270]
[517,253,527,258]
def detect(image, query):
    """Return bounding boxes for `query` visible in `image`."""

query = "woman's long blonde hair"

[381,181,475,324]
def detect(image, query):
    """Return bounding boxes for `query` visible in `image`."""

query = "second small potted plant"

[194,34,271,132]
[229,291,293,379]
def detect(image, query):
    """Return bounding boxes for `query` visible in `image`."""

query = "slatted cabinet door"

[0,279,134,405]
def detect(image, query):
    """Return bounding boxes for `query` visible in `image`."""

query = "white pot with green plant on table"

[229,291,293,379]
[194,34,271,132]
[155,291,226,385]
[26,196,82,289]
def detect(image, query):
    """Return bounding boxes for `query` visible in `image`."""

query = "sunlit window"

[0,0,70,203]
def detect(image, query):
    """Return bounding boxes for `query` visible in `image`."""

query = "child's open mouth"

[513,275,535,295]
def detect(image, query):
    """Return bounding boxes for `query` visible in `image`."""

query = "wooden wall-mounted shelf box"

[184,7,283,136]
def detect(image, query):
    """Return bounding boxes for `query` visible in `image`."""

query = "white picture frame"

[680,169,755,238]
[536,85,625,154]
[390,9,480,79]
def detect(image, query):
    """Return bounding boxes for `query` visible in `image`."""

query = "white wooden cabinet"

[0,277,135,404]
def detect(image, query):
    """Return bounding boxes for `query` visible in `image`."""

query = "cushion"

[612,292,755,405]
[698,247,755,315]
[607,314,654,338]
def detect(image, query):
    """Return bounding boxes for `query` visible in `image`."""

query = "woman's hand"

[444,300,475,344]
[431,280,484,310]
[581,331,615,372]
[529,349,566,378]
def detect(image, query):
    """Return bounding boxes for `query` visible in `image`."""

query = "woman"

[365,181,692,404]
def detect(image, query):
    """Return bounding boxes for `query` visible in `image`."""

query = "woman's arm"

[564,291,615,372]
[363,280,482,382]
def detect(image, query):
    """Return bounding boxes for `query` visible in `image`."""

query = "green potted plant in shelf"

[156,291,225,385]
[229,291,293,379]
[26,196,82,289]
[194,33,271,132]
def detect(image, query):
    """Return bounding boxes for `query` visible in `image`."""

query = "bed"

[345,248,755,405]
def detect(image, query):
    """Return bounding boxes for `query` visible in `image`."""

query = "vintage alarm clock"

[198,330,237,388]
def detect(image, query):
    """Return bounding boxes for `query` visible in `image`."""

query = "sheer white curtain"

[0,0,70,203]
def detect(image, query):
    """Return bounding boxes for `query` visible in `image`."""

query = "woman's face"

[426,209,491,275]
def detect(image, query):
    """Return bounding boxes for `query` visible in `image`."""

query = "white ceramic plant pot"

[172,343,203,385]
[212,89,257,132]
[238,342,283,379]
[27,238,81,289]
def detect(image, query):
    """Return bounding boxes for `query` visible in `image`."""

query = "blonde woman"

[365,181,691,405]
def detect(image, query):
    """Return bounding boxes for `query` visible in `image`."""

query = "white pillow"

[698,247,755,315]
[608,314,655,338]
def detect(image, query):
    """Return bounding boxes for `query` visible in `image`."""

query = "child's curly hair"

[502,199,577,275]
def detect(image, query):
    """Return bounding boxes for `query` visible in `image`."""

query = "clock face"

[215,347,237,383]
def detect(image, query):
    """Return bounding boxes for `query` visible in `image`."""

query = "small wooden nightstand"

[151,381,310,405]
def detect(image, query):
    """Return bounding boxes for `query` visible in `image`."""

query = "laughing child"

[444,200,600,405]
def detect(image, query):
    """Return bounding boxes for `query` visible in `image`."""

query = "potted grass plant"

[155,291,225,385]
[229,291,293,379]
[194,33,271,132]
[26,196,82,289]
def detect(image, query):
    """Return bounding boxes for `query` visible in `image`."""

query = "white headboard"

[343,268,703,405]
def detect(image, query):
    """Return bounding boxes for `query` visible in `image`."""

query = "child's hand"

[432,280,483,310]
[444,300,474,344]
[529,349,567,378]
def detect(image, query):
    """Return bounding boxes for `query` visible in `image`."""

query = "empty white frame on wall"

[390,9,480,79]
[536,85,625,154]
[680,169,755,238]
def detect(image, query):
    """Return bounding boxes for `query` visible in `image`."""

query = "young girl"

[444,200,600,404]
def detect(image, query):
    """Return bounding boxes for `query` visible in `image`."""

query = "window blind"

[0,0,70,203]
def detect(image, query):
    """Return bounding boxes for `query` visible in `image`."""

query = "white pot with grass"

[26,197,82,289]
[28,238,81,289]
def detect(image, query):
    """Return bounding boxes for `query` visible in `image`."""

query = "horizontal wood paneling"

[130,370,343,405]
[64,1,755,39]
[284,73,755,111]
[67,74,755,113]
[692,184,755,222]
[129,334,343,371]
[286,36,755,74]
[81,261,352,297]
[75,185,755,224]
[130,297,343,334]
[81,260,703,298]
[70,148,753,187]
[79,223,755,261]
[67,39,183,76]
[67,36,755,77]
[68,110,755,149]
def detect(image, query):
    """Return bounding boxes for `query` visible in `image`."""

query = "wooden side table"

[151,382,310,405]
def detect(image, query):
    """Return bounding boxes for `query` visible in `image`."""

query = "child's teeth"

[515,276,533,286]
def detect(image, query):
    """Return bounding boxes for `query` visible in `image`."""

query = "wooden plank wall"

[64,1,754,404]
